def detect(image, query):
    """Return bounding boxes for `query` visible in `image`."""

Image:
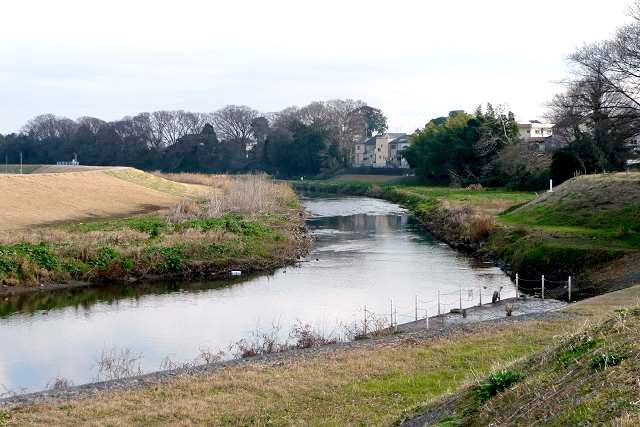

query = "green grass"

[432,307,640,425]
[0,212,297,286]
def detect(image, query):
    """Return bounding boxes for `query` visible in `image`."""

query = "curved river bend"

[0,196,515,394]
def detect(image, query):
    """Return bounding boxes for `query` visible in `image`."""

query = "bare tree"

[213,105,259,145]
[22,114,79,141]
[77,116,107,135]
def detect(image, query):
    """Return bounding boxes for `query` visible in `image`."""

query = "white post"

[363,305,367,336]
[394,308,398,333]
[516,273,519,299]
[549,179,553,193]
[425,309,429,330]
[390,299,394,327]
[541,275,545,300]
[415,295,418,321]
[568,276,572,302]
[437,290,441,315]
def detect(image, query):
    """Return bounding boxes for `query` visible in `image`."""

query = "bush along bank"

[0,178,311,295]
[293,180,633,300]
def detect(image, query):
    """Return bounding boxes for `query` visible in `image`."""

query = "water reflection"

[0,196,514,394]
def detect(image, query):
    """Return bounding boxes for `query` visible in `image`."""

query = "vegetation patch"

[474,370,524,403]
[423,305,640,426]
[589,351,627,371]
[0,175,307,289]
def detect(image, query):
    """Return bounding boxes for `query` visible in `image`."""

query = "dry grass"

[0,168,208,232]
[6,286,640,426]
[206,175,297,217]
[152,172,233,190]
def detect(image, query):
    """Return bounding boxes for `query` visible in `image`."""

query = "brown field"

[0,168,209,231]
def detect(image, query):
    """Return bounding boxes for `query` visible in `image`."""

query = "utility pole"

[20,152,23,174]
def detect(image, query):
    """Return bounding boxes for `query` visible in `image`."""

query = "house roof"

[358,133,409,146]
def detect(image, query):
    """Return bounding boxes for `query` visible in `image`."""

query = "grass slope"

[4,285,640,426]
[490,173,640,297]
[0,168,207,231]
[500,172,640,249]
[425,306,640,426]
[0,175,305,290]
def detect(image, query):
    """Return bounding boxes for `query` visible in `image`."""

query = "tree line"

[406,2,640,189]
[547,1,640,183]
[0,101,387,178]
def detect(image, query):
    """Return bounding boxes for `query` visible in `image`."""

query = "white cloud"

[0,0,634,133]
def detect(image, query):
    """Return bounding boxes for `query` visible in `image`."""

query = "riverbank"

[0,296,570,408]
[0,173,311,297]
[3,284,638,425]
[293,173,640,300]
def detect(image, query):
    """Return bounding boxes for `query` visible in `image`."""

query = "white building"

[518,120,554,142]
[353,133,410,168]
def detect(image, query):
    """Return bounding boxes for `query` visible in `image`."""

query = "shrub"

[475,370,524,403]
[47,376,73,391]
[62,259,90,277]
[589,352,626,371]
[91,247,120,269]
[120,257,135,272]
[95,347,144,381]
[289,321,337,349]
[126,217,167,238]
[556,335,599,367]
[470,215,496,242]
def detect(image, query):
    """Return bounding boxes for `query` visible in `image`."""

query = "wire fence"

[355,273,574,336]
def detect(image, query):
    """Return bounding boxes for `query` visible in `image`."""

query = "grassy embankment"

[3,284,639,425]
[0,169,307,293]
[294,172,640,298]
[415,304,640,425]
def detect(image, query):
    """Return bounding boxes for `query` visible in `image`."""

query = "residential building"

[353,133,410,168]
[518,120,554,142]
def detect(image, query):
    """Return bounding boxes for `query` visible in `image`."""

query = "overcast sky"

[0,0,635,134]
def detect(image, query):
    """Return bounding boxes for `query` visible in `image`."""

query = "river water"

[0,196,515,394]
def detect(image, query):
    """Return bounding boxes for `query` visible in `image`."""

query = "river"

[0,196,515,394]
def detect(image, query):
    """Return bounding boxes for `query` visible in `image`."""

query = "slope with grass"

[410,304,640,426]
[0,167,208,231]
[491,172,640,297]
[0,172,309,294]
[3,282,639,425]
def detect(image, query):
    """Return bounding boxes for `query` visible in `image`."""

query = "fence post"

[415,295,418,321]
[459,287,462,311]
[479,285,482,306]
[394,307,398,333]
[363,305,367,336]
[516,273,519,299]
[425,308,429,330]
[541,275,545,300]
[568,276,572,302]
[437,290,441,315]
[390,299,394,327]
